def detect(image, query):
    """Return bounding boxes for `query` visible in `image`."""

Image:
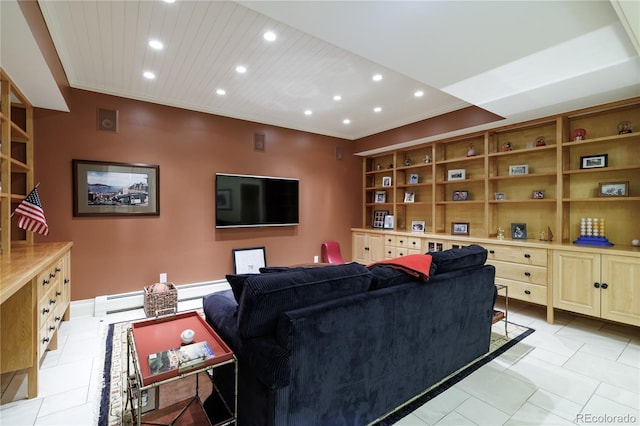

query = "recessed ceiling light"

[343,119,351,124]
[143,71,155,79]
[163,0,175,3]
[333,95,342,101]
[236,65,247,74]
[374,107,382,113]
[263,31,277,42]
[414,90,424,97]
[216,89,226,96]
[304,110,312,116]
[372,74,383,82]
[148,39,163,50]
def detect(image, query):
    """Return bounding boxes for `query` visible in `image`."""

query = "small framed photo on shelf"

[383,214,395,230]
[372,210,389,228]
[451,222,470,236]
[411,221,425,233]
[375,191,387,203]
[532,190,545,199]
[580,154,608,169]
[404,192,415,203]
[409,173,419,184]
[598,181,629,197]
[494,192,506,201]
[452,190,469,201]
[382,176,392,187]
[447,169,466,181]
[508,164,529,176]
[511,223,527,239]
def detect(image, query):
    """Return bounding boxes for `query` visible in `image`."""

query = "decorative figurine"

[376,164,382,170]
[502,142,512,152]
[388,162,394,169]
[424,155,432,163]
[467,143,476,157]
[535,136,546,147]
[405,157,413,166]
[497,226,505,240]
[571,128,586,141]
[618,121,632,134]
[539,226,553,241]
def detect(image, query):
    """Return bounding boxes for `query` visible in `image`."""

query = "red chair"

[321,241,345,264]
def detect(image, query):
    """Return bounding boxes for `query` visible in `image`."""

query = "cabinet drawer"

[385,235,396,246]
[488,260,548,285]
[384,246,396,258]
[395,236,408,248]
[485,244,547,266]
[407,237,422,251]
[496,278,547,305]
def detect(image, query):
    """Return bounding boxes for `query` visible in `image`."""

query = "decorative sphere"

[632,239,640,247]
[150,282,169,293]
[180,329,195,345]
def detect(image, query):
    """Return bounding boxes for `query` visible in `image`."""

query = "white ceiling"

[1,0,639,144]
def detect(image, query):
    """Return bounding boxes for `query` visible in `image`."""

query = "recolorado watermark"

[575,413,637,424]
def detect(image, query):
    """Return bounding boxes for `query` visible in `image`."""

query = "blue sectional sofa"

[203,245,496,426]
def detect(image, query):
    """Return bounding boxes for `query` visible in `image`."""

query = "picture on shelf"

[409,173,419,184]
[532,190,545,199]
[598,181,628,197]
[452,190,469,201]
[382,176,392,187]
[580,154,608,169]
[494,192,506,200]
[447,169,466,181]
[404,192,415,203]
[372,210,389,228]
[411,221,425,233]
[511,223,527,239]
[375,191,387,203]
[383,214,394,229]
[451,222,469,235]
[508,164,529,176]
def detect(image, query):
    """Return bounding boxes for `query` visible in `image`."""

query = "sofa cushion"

[367,265,417,290]
[429,244,487,275]
[237,263,372,338]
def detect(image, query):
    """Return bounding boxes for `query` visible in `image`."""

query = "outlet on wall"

[313,255,319,263]
[160,273,167,283]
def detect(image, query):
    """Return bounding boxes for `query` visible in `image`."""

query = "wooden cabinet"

[384,234,421,258]
[1,69,35,253]
[554,250,640,327]
[1,242,72,398]
[352,231,384,264]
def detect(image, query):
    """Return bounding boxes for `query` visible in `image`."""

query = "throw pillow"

[429,244,487,275]
[226,274,255,303]
[367,265,417,290]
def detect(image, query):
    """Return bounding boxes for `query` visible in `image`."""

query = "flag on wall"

[13,187,49,236]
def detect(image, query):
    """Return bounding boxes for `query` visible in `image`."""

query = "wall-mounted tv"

[215,173,299,228]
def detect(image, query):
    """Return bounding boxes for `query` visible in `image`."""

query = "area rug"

[98,316,533,426]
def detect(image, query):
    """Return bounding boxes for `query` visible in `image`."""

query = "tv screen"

[215,173,299,228]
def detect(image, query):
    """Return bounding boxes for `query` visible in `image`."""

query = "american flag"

[14,188,49,236]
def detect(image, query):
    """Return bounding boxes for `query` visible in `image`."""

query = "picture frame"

[131,381,158,414]
[508,164,529,176]
[532,190,545,199]
[447,169,466,181]
[494,192,506,201]
[580,154,608,169]
[383,214,395,230]
[216,189,232,210]
[511,223,527,239]
[72,159,159,217]
[372,210,389,228]
[404,192,415,203]
[382,176,392,187]
[375,190,387,203]
[451,222,469,236]
[452,190,469,201]
[598,181,629,197]
[232,247,266,274]
[409,173,419,184]
[411,221,425,233]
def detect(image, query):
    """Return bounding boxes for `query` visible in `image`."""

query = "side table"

[126,311,237,425]
[493,284,509,337]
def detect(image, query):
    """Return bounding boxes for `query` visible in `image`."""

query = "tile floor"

[1,298,639,426]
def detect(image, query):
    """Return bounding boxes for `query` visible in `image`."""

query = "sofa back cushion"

[429,244,487,275]
[237,263,372,338]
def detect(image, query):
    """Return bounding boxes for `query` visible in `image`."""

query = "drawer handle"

[524,272,531,277]
[524,290,531,295]
[55,316,61,322]
[399,240,404,243]
[42,279,49,286]
[64,278,70,284]
[49,325,56,331]
[42,308,50,315]
[49,273,55,279]
[524,254,531,258]
[388,251,392,255]
[387,238,392,242]
[55,267,61,273]
[56,291,62,296]
[42,337,50,344]
[601,283,608,290]
[49,299,56,305]
[489,250,495,254]
[412,241,417,246]
[594,282,600,288]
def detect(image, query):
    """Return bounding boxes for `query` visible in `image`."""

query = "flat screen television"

[215,173,299,228]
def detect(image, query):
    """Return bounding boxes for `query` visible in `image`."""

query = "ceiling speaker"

[97,108,118,132]
[254,133,265,151]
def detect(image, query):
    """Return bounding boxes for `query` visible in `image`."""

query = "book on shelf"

[148,341,214,375]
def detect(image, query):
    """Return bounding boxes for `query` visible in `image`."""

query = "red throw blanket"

[368,254,433,281]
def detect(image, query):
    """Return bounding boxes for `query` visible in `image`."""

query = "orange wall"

[34,89,362,301]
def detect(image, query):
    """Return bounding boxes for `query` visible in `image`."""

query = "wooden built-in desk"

[0,242,73,399]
